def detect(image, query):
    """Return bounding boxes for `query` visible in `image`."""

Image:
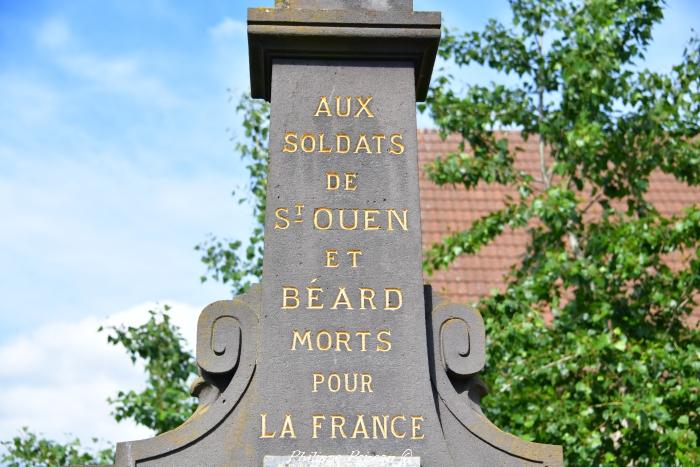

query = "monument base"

[263,455,420,466]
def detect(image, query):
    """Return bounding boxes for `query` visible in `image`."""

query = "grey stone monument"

[111,1,564,465]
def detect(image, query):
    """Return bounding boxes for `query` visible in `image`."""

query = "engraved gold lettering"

[372,415,388,439]
[301,133,316,153]
[391,416,406,439]
[283,132,298,153]
[336,134,350,154]
[326,172,358,191]
[335,96,352,117]
[372,133,386,153]
[352,414,370,439]
[318,133,332,153]
[355,96,375,118]
[290,330,391,352]
[354,134,372,154]
[377,330,392,352]
[274,208,290,230]
[345,172,358,191]
[325,249,339,268]
[360,288,377,310]
[347,249,362,267]
[282,286,299,309]
[331,415,347,439]
[302,412,422,440]
[335,331,352,351]
[314,208,332,230]
[326,172,340,191]
[291,330,312,350]
[339,209,359,231]
[389,133,405,155]
[362,373,373,393]
[411,416,425,440]
[282,131,405,155]
[385,288,403,311]
[282,286,403,310]
[259,413,276,439]
[311,373,372,393]
[312,373,323,393]
[357,331,371,352]
[315,96,332,117]
[309,208,409,231]
[316,331,332,351]
[307,285,324,310]
[364,209,380,231]
[344,373,358,393]
[280,414,296,439]
[387,209,408,231]
[328,373,340,393]
[312,415,325,439]
[331,287,354,310]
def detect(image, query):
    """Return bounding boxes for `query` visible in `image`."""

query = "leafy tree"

[1,306,196,465]
[99,305,197,434]
[422,0,699,464]
[196,93,270,295]
[0,428,113,467]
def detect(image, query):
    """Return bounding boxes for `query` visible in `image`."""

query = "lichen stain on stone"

[231,389,257,459]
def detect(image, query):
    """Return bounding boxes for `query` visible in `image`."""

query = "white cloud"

[55,52,181,107]
[0,301,200,446]
[31,15,180,108]
[0,149,250,333]
[35,17,72,50]
[209,17,247,40]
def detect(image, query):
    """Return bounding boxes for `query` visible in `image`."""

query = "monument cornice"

[247,7,441,102]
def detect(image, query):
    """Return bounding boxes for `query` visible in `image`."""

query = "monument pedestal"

[263,455,420,466]
[111,1,564,465]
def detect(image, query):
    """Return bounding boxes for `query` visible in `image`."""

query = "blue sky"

[0,0,255,339]
[0,0,698,448]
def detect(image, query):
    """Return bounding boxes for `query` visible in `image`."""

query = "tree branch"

[537,33,551,190]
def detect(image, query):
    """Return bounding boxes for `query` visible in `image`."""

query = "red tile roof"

[418,130,700,314]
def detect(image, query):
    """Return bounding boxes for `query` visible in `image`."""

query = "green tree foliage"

[99,305,197,434]
[1,306,197,465]
[0,428,113,467]
[196,93,270,295]
[422,0,699,464]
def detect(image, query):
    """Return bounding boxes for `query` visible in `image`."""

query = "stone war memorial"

[108,1,564,465]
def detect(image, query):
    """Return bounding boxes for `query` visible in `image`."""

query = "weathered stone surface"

[263,455,420,466]
[251,58,453,463]
[275,0,413,10]
[109,1,564,465]
[247,5,440,101]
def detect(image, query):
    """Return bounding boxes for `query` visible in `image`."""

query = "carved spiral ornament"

[115,287,260,466]
[429,289,564,465]
[197,311,241,375]
[438,303,486,377]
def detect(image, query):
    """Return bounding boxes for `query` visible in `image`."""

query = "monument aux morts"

[107,1,564,465]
